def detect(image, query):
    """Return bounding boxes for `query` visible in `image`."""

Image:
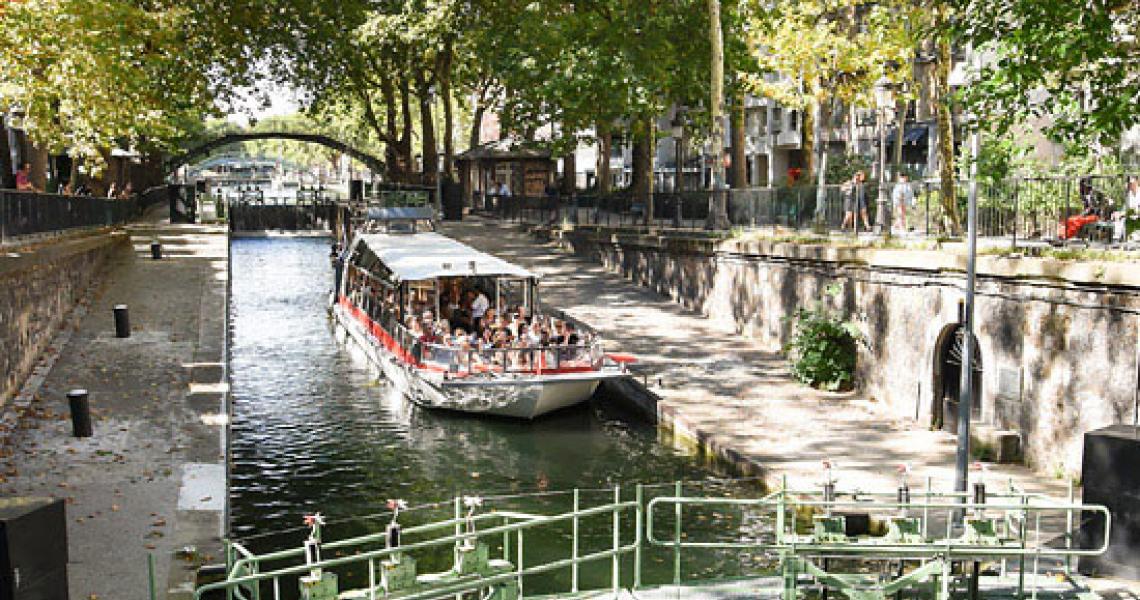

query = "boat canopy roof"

[356,232,538,281]
[366,206,435,221]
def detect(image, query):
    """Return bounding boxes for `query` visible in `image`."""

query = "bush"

[784,285,860,391]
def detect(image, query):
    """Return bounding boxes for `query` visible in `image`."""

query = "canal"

[228,237,768,594]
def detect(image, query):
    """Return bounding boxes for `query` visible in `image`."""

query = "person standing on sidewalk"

[841,171,870,232]
[892,173,915,234]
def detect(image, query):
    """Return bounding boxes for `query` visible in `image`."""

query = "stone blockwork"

[0,232,129,408]
[559,228,1140,478]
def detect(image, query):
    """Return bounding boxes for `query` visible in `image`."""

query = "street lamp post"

[874,77,893,237]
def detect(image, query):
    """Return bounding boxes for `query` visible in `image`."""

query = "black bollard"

[150,241,162,260]
[113,304,130,338]
[66,389,93,437]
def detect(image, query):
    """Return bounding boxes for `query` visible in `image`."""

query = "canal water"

[228,237,770,594]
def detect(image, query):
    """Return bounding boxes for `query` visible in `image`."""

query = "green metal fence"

[183,479,1110,600]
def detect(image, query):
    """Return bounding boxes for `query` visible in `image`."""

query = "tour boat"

[331,206,630,419]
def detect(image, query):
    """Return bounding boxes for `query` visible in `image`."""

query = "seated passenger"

[420,311,439,343]
[561,322,580,345]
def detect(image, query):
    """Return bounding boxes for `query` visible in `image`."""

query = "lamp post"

[874,77,894,237]
[670,112,685,227]
[954,54,981,525]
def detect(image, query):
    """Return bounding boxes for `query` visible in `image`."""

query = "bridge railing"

[0,189,140,243]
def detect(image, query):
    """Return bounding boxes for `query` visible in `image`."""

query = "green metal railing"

[196,486,644,600]
[184,479,1111,600]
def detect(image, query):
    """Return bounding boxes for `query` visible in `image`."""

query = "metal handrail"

[645,488,1112,558]
[197,493,642,600]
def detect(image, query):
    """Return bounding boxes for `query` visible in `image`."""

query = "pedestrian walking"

[892,173,915,234]
[841,171,871,232]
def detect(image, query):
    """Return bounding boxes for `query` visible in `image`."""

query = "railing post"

[148,553,157,600]
[454,496,461,568]
[673,480,682,587]
[634,484,643,590]
[1065,479,1073,575]
[516,529,524,597]
[571,488,580,593]
[612,485,621,594]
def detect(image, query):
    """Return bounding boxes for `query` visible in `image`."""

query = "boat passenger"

[471,289,490,328]
[420,311,439,344]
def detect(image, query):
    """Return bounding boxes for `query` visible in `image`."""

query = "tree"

[743,0,917,184]
[0,0,274,175]
[950,0,1140,148]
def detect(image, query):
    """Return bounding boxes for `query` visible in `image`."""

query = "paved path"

[1,210,228,599]
[442,218,1068,497]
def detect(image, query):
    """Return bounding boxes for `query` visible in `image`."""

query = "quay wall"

[559,228,1140,478]
[0,232,129,409]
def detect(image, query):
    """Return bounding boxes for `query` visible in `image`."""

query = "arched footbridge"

[166,131,385,175]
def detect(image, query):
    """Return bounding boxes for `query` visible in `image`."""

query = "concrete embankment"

[0,218,228,599]
[441,218,1081,498]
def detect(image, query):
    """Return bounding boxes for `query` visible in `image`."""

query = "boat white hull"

[334,305,612,419]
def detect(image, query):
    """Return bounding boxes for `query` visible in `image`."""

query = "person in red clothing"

[15,162,39,192]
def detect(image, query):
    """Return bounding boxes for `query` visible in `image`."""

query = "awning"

[356,232,538,281]
[887,125,930,145]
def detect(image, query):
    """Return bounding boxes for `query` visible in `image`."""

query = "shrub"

[784,285,860,391]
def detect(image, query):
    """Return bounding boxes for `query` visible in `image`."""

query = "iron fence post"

[1012,179,1019,250]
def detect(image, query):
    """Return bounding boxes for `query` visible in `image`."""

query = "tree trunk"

[596,124,612,193]
[0,116,13,189]
[731,91,747,188]
[706,0,729,228]
[561,148,576,195]
[469,99,485,150]
[443,80,455,180]
[28,142,49,191]
[441,42,455,180]
[398,74,415,183]
[894,98,906,178]
[802,104,816,182]
[631,118,654,224]
[417,72,438,187]
[934,37,960,234]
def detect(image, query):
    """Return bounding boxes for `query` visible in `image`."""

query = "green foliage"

[0,0,276,169]
[783,285,860,391]
[950,0,1140,148]
[825,152,872,185]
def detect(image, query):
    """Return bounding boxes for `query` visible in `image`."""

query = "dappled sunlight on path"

[442,218,1071,499]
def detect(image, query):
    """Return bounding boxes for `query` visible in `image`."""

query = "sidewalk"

[0,210,228,599]
[442,218,1070,497]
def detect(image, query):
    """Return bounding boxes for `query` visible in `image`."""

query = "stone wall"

[0,233,129,408]
[561,228,1140,478]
